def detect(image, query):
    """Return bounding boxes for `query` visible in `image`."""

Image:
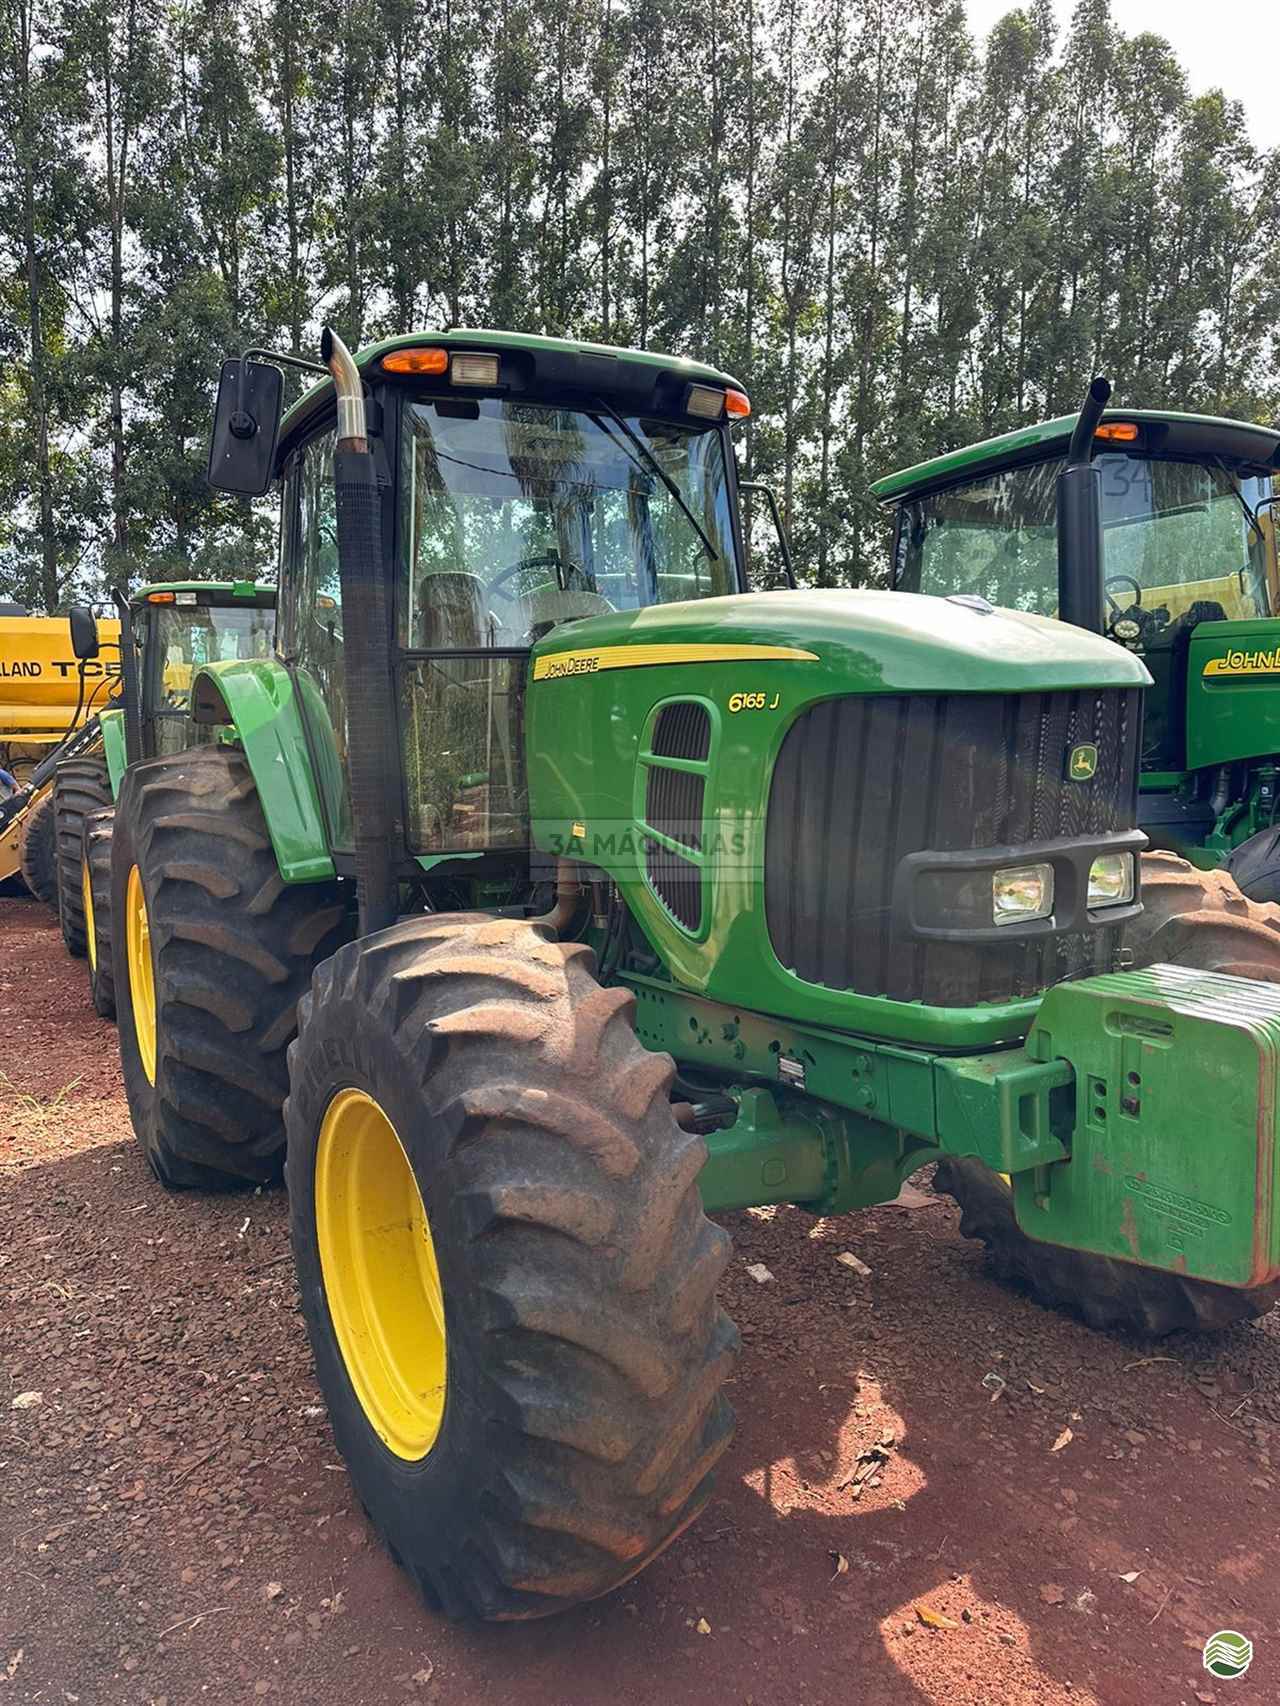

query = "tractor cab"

[210,332,762,872]
[875,409,1280,870]
[122,581,276,760]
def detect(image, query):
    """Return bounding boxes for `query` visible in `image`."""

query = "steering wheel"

[1104,574,1143,625]
[489,552,592,604]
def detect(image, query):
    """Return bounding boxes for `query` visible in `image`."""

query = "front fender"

[190,658,337,883]
[99,707,127,797]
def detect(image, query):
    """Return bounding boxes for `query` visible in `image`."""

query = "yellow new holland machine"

[0,605,120,897]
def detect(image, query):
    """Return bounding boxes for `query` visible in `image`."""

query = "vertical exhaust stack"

[112,588,144,765]
[322,326,399,935]
[1057,375,1112,635]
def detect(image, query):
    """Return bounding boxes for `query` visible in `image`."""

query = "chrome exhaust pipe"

[320,326,367,452]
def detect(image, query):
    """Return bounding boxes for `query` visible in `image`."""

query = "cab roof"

[872,409,1280,505]
[131,580,275,608]
[278,329,745,457]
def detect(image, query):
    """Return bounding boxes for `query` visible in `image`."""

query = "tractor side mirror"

[207,358,284,497]
[68,605,99,661]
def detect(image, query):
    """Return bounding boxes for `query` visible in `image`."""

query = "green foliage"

[0,0,1276,608]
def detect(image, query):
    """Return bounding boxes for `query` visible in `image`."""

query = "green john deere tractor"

[874,382,1280,898]
[111,329,1280,1623]
[54,581,276,1018]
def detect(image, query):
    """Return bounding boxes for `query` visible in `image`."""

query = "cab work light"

[175,591,199,606]
[685,384,725,420]
[992,863,1054,926]
[450,352,500,387]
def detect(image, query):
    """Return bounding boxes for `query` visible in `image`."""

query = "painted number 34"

[728,690,780,713]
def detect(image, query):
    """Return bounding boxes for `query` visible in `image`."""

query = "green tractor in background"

[874,382,1280,900]
[54,581,275,1018]
[109,329,1280,1623]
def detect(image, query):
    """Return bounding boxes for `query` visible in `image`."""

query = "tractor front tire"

[54,755,113,955]
[20,790,57,904]
[1221,829,1280,909]
[82,808,116,1019]
[934,1158,1280,1334]
[112,746,346,1188]
[286,913,738,1620]
[1126,850,1280,979]
[937,851,1280,1335]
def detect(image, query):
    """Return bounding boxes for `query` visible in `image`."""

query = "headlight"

[1088,851,1135,908]
[992,863,1054,926]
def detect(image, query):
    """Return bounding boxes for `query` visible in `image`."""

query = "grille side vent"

[652,700,711,762]
[641,700,712,933]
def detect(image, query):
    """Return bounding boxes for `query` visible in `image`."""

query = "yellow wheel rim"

[315,1089,447,1461]
[83,856,97,974]
[126,864,157,1084]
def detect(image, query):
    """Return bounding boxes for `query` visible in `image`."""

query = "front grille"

[764,689,1141,1007]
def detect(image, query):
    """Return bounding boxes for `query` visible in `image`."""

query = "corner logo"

[1067,743,1098,782]
[1203,1630,1253,1679]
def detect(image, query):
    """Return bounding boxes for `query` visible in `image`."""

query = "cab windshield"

[399,397,737,649]
[144,601,275,757]
[895,454,1274,627]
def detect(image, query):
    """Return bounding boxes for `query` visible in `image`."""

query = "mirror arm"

[739,480,797,589]
[232,348,328,441]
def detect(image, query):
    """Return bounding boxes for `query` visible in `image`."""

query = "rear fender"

[190,659,336,883]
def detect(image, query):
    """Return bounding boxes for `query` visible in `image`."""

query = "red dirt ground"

[3,893,1280,1706]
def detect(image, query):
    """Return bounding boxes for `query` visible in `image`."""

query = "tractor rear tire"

[20,790,57,904]
[1221,829,1280,909]
[54,755,112,956]
[82,807,116,1019]
[113,746,346,1189]
[933,1158,1280,1334]
[937,851,1280,1334]
[286,913,738,1620]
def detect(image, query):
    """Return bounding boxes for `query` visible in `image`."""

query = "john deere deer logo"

[1067,743,1098,782]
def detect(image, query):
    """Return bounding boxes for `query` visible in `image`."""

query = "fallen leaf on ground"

[887,1182,942,1210]
[916,1604,959,1630]
[411,1664,434,1687]
[1050,1427,1074,1452]
[263,1581,283,1601]
[695,1617,711,1635]
[745,1263,774,1284]
[835,1251,872,1277]
[1039,1584,1065,1605]
[10,1392,42,1410]
[1119,1571,1142,1584]
[829,1551,849,1580]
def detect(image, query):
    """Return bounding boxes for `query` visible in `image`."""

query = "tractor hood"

[529,588,1151,697]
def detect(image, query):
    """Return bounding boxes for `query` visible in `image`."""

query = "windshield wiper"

[589,398,721,568]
